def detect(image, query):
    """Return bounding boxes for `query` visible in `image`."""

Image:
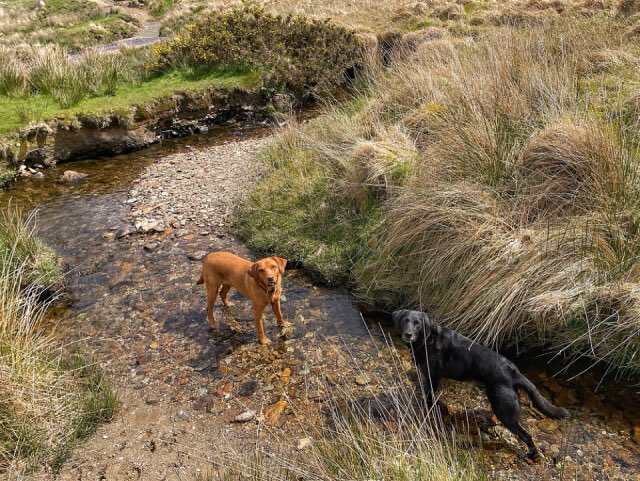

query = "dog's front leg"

[272,299,290,336]
[253,301,271,345]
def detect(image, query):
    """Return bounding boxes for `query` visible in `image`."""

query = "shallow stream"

[2,122,639,480]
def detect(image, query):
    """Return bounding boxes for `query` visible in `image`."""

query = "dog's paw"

[279,322,292,336]
[222,301,235,307]
[523,450,541,464]
[259,337,273,346]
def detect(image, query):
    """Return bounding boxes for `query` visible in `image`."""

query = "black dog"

[392,309,569,459]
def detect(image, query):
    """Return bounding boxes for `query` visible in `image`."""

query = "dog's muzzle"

[402,334,416,343]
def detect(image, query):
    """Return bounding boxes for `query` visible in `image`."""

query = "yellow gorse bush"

[152,6,364,99]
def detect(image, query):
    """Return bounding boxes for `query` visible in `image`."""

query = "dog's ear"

[271,256,287,274]
[248,262,259,281]
[391,310,406,329]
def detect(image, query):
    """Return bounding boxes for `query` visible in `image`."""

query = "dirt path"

[90,0,163,53]
[4,124,635,481]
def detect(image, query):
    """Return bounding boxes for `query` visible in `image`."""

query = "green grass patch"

[0,66,260,135]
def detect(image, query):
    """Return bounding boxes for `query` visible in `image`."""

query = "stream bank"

[1,122,639,480]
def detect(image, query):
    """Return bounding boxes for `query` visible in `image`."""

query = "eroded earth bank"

[2,122,639,481]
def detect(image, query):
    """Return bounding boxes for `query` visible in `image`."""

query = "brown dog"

[196,251,288,345]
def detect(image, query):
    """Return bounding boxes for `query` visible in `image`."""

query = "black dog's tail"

[516,375,570,419]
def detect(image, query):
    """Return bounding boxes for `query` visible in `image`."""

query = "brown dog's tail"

[196,274,204,285]
[517,374,570,419]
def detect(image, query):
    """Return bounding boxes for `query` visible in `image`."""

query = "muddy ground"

[1,122,639,481]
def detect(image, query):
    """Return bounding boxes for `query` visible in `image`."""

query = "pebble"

[233,410,256,423]
[187,251,207,261]
[124,137,269,233]
[175,410,189,421]
[116,225,137,238]
[144,242,160,252]
[61,170,89,182]
[296,437,312,451]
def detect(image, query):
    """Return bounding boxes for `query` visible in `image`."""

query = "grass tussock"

[0,44,151,108]
[0,208,117,475]
[0,206,61,289]
[238,16,640,376]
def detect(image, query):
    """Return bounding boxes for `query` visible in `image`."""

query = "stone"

[188,251,207,261]
[139,221,159,234]
[233,410,257,423]
[175,410,189,421]
[263,399,288,426]
[238,380,258,397]
[296,437,312,451]
[144,242,160,252]
[33,171,45,179]
[61,170,89,182]
[116,225,137,238]
[536,418,560,434]
[280,367,291,385]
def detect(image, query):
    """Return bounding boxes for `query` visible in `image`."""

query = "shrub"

[153,6,364,100]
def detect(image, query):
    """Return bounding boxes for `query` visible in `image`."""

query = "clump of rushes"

[0,44,150,108]
[0,206,61,289]
[152,6,364,100]
[0,208,116,474]
[238,16,640,376]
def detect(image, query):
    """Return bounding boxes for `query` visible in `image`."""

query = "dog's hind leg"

[219,283,233,307]
[486,385,539,460]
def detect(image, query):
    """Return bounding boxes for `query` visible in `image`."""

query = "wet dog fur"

[392,309,570,460]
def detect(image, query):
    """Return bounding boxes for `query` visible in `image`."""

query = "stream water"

[1,122,640,480]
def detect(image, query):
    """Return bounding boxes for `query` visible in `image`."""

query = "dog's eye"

[258,268,265,272]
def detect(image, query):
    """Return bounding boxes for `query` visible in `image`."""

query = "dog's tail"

[516,374,570,419]
[196,274,204,285]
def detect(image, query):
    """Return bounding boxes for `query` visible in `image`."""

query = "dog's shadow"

[340,384,510,457]
[158,287,294,377]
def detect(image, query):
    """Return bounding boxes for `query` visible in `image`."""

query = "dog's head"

[248,256,287,292]
[392,309,431,344]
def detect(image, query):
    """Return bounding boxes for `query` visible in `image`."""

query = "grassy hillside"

[0,0,139,52]
[237,12,640,376]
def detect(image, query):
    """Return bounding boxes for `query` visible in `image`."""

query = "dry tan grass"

[0,208,116,475]
[239,15,640,376]
[157,0,619,35]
